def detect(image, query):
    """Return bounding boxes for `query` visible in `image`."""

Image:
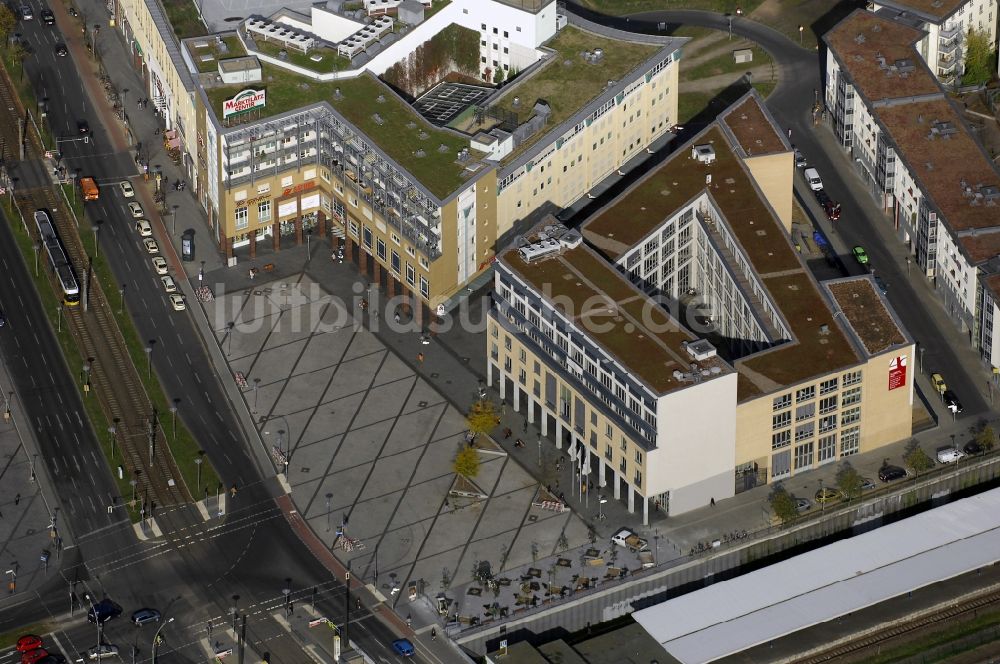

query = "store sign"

[223,89,266,119]
[888,355,907,391]
[233,194,269,211]
[301,193,320,210]
[278,200,298,218]
[283,181,316,197]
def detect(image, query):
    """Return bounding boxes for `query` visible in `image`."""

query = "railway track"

[0,60,190,510]
[798,586,1000,663]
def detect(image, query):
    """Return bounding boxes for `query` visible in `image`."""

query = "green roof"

[495,25,660,163]
[206,70,478,198]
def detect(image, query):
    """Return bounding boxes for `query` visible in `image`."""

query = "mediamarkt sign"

[223,89,266,119]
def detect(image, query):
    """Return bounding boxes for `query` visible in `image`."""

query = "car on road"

[793,148,807,168]
[391,639,415,657]
[964,440,983,455]
[86,644,118,660]
[119,181,135,198]
[860,477,877,491]
[824,200,841,221]
[852,246,869,265]
[943,389,963,414]
[77,120,90,135]
[873,274,889,295]
[87,599,122,624]
[54,43,67,57]
[22,649,49,664]
[804,167,823,191]
[19,5,33,20]
[0,311,5,327]
[814,189,831,206]
[17,635,43,652]
[161,276,177,293]
[152,256,168,274]
[131,608,161,625]
[936,447,965,464]
[143,238,159,254]
[127,202,143,218]
[169,294,186,311]
[36,656,67,664]
[41,9,54,24]
[814,487,843,504]
[135,219,152,237]
[795,497,811,513]
[878,464,907,482]
[931,373,947,394]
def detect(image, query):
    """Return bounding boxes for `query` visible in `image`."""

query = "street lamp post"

[226,322,235,356]
[84,593,102,652]
[171,204,179,235]
[195,456,203,493]
[92,222,101,259]
[119,283,126,314]
[799,25,804,45]
[108,422,117,459]
[144,345,152,379]
[253,378,260,413]
[326,493,333,532]
[537,435,542,468]
[151,616,174,664]
[597,495,607,520]
[32,241,39,277]
[169,404,178,441]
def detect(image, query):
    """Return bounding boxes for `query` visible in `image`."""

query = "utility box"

[733,48,753,64]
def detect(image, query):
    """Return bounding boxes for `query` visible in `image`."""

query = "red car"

[21,648,49,664]
[16,636,42,653]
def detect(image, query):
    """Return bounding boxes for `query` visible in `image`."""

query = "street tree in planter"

[466,399,497,441]
[768,482,798,524]
[453,445,481,479]
[835,460,863,501]
[903,438,934,475]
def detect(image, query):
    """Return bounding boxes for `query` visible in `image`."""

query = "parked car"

[860,477,877,491]
[131,608,161,626]
[878,464,907,482]
[151,257,168,275]
[936,447,965,464]
[54,43,67,57]
[119,181,135,198]
[852,246,869,265]
[19,5,33,20]
[824,200,841,221]
[135,220,152,237]
[964,440,983,456]
[610,527,648,551]
[804,167,823,191]
[36,656,67,664]
[40,9,54,24]
[815,189,831,206]
[169,294,186,311]
[86,645,118,660]
[795,497,812,513]
[931,373,947,394]
[77,120,89,135]
[814,487,843,504]
[143,238,159,254]
[160,276,177,293]
[127,202,143,218]
[794,148,807,168]
[391,639,415,657]
[17,635,43,652]
[873,274,889,295]
[22,649,49,664]
[943,389,963,414]
[86,599,122,624]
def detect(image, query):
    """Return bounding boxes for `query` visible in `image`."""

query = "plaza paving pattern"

[203,274,639,622]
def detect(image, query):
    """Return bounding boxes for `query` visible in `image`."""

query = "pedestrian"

[522,420,527,433]
[13,494,19,506]
[503,427,511,439]
[394,313,400,324]
[710,497,715,507]
[431,628,436,641]
[787,127,792,138]
[501,399,507,415]
[417,352,424,364]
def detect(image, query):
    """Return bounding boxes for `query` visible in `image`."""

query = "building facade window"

[258,200,271,222]
[376,238,386,260]
[406,263,415,286]
[842,387,862,406]
[818,434,837,462]
[796,386,815,402]
[235,207,249,229]
[843,370,863,386]
[773,394,791,410]
[819,395,838,414]
[773,411,791,430]
[772,430,791,449]
[820,377,839,395]
[391,250,401,274]
[819,414,838,433]
[842,406,861,425]
[420,276,429,298]
[840,426,860,456]
[794,442,814,469]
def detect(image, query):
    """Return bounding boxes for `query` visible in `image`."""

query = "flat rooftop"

[826,278,908,356]
[877,98,1000,233]
[204,70,479,199]
[722,96,788,157]
[824,10,940,103]
[501,242,731,396]
[582,96,859,399]
[494,0,553,11]
[873,0,965,21]
[494,25,661,164]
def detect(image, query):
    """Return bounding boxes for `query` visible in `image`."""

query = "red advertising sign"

[888,355,907,391]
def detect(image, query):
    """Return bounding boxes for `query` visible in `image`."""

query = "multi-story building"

[869,0,997,84]
[174,0,681,310]
[826,10,1000,370]
[488,92,914,523]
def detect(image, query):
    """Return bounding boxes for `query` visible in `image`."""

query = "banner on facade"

[223,89,266,119]
[300,193,320,211]
[888,355,907,391]
[278,200,298,218]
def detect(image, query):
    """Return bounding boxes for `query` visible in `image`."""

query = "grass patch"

[66,185,221,500]
[162,0,207,39]
[253,41,351,74]
[677,80,775,124]
[424,0,450,20]
[578,0,761,16]
[495,25,660,163]
[3,48,56,151]
[189,34,247,73]
[207,71,473,198]
[683,44,772,81]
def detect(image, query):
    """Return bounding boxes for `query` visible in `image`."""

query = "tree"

[835,460,863,500]
[0,5,15,45]
[963,28,994,86]
[466,399,497,440]
[768,483,798,524]
[8,40,26,81]
[903,438,934,474]
[493,66,506,86]
[975,423,996,451]
[453,445,481,479]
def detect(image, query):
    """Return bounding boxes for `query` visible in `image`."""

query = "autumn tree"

[0,5,15,45]
[963,28,994,86]
[903,438,934,474]
[466,399,497,440]
[975,423,996,452]
[453,445,481,478]
[768,483,798,524]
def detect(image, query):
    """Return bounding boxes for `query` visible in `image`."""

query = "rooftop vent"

[685,339,717,361]
[982,184,1000,201]
[895,58,915,73]
[854,33,866,44]
[559,229,582,250]
[819,324,830,335]
[692,144,716,164]
[518,238,562,263]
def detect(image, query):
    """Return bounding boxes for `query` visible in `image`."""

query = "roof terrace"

[826,278,908,356]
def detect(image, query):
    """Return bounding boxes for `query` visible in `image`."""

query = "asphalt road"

[565,2,988,419]
[0,5,418,662]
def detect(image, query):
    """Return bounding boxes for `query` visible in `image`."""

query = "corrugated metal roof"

[633,488,1000,664]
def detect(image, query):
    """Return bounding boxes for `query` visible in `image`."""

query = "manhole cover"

[430,372,439,378]
[418,401,428,407]
[300,467,310,473]
[528,515,538,522]
[461,357,470,363]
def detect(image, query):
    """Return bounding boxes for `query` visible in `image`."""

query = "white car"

[120,180,135,198]
[143,238,159,254]
[936,447,965,464]
[128,202,143,218]
[151,256,168,274]
[160,275,177,293]
[135,219,152,237]
[87,644,118,660]
[169,293,186,311]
